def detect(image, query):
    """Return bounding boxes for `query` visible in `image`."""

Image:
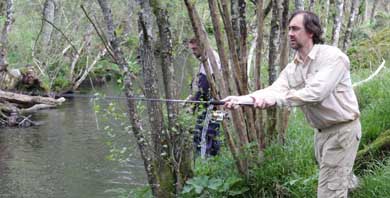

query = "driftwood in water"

[0,90,65,127]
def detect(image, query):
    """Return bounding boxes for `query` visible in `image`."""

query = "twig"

[18,115,32,127]
[353,59,386,87]
[41,17,80,55]
[80,4,117,62]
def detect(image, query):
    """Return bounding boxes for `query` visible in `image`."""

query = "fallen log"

[0,90,65,127]
[0,90,65,106]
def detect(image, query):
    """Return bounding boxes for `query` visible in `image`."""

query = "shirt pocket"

[287,72,305,89]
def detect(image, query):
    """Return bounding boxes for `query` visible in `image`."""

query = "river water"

[0,85,146,198]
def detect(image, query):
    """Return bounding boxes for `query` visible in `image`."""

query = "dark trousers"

[193,111,220,156]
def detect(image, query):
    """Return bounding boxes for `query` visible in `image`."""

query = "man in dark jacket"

[187,38,221,156]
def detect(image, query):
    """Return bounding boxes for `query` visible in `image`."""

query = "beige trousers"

[314,119,361,198]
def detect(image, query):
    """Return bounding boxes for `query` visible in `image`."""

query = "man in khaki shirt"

[223,11,361,198]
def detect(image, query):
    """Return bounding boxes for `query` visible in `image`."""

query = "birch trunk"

[321,0,330,41]
[370,0,379,23]
[342,0,360,51]
[41,0,56,52]
[295,0,305,11]
[331,0,344,47]
[0,0,13,67]
[308,0,315,11]
[361,0,368,23]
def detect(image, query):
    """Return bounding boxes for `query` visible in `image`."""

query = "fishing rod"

[58,93,254,106]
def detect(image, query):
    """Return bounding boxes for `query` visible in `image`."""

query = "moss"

[356,130,390,172]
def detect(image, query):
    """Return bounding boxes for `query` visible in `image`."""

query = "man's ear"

[309,32,314,39]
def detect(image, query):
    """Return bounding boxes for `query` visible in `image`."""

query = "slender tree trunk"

[308,0,315,11]
[267,0,282,143]
[321,0,331,41]
[343,0,360,51]
[331,0,344,47]
[97,0,174,197]
[138,1,177,197]
[150,0,193,192]
[231,0,240,56]
[254,0,266,151]
[370,0,379,23]
[41,0,56,52]
[295,0,305,11]
[238,0,248,85]
[0,0,13,67]
[123,0,135,36]
[361,0,368,23]
[277,0,290,144]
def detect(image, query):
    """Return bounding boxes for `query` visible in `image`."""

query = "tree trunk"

[185,0,251,176]
[362,0,369,23]
[207,0,247,173]
[267,0,282,143]
[295,0,305,11]
[342,0,360,51]
[150,0,192,193]
[0,0,13,67]
[96,0,161,197]
[41,0,56,52]
[308,0,315,11]
[254,0,266,151]
[138,1,177,197]
[321,0,331,41]
[370,0,379,23]
[277,0,290,144]
[331,0,344,47]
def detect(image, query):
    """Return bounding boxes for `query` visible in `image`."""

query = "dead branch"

[353,60,386,87]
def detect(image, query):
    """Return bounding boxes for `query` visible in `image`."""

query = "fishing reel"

[210,110,228,123]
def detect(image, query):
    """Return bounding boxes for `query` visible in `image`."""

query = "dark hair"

[289,11,324,44]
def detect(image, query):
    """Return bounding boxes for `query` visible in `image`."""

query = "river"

[0,85,147,198]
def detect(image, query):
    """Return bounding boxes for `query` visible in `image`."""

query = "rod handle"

[210,100,254,106]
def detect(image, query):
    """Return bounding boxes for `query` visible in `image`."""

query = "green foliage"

[182,175,248,197]
[348,27,390,70]
[351,160,390,198]
[354,70,390,145]
[180,149,248,197]
[249,110,317,197]
[93,95,136,164]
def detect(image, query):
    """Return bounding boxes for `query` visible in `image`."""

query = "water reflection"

[0,86,146,198]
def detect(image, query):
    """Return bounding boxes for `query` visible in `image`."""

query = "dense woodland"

[1,0,390,197]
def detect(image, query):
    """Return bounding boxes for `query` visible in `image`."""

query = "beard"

[290,39,303,50]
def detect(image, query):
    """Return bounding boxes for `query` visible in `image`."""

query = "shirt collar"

[293,44,319,65]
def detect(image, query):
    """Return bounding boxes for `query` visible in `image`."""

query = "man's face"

[188,42,201,59]
[288,14,313,50]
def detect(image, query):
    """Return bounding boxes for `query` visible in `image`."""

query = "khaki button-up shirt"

[249,44,360,129]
